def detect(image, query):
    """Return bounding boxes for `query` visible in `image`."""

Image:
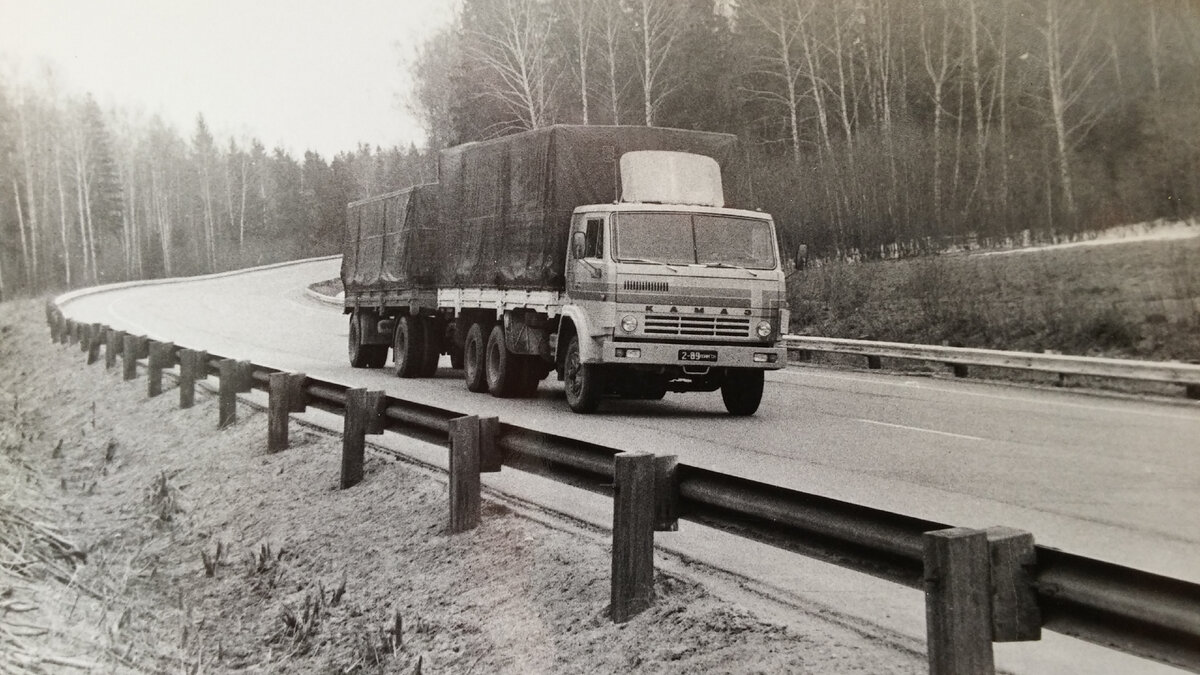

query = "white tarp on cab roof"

[619,151,724,208]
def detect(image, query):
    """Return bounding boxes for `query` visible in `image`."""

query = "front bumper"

[600,340,786,369]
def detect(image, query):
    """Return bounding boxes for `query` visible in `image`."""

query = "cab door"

[565,213,613,338]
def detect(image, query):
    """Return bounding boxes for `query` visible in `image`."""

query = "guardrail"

[784,335,1200,399]
[44,302,1200,674]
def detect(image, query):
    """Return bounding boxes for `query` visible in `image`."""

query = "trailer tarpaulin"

[341,184,440,292]
[436,125,742,290]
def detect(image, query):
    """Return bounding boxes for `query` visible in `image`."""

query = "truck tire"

[485,325,520,397]
[393,315,425,378]
[563,335,603,413]
[720,369,764,416]
[418,317,441,377]
[462,322,488,393]
[348,314,387,368]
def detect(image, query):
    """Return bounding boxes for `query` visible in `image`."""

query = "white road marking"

[788,369,1200,422]
[856,418,987,441]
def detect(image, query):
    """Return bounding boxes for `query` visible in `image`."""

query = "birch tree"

[630,0,684,126]
[468,0,559,133]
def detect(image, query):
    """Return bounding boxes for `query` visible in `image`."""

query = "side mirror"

[571,231,587,259]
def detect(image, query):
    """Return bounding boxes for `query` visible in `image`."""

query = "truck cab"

[557,202,788,415]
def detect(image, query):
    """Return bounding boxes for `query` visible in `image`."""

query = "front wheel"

[720,369,764,416]
[563,336,603,413]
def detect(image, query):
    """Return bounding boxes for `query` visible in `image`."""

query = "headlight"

[755,320,772,338]
[620,315,639,333]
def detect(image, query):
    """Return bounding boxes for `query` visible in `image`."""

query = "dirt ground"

[0,298,922,674]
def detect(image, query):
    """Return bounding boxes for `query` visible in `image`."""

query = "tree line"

[0,70,434,298]
[411,0,1200,260]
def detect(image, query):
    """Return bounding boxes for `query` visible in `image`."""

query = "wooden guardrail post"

[105,330,122,370]
[867,355,882,370]
[59,318,71,345]
[179,350,208,409]
[78,323,90,353]
[611,452,656,623]
[985,527,1041,642]
[654,455,679,532]
[341,388,385,489]
[951,363,969,378]
[478,416,502,473]
[86,324,103,365]
[122,334,142,381]
[1187,384,1200,400]
[46,304,57,341]
[268,372,308,453]
[217,359,241,428]
[147,341,174,397]
[924,527,994,675]
[447,415,483,532]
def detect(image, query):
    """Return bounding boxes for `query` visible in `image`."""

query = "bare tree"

[630,0,684,126]
[558,0,596,124]
[597,0,631,124]
[918,0,958,224]
[1037,0,1110,220]
[742,0,811,163]
[468,0,559,133]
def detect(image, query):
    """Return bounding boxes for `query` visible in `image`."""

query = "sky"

[0,0,456,157]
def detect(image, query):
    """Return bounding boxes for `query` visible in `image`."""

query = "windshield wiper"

[622,258,679,273]
[705,262,758,277]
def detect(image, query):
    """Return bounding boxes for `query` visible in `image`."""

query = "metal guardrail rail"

[44,302,1200,673]
[784,335,1200,397]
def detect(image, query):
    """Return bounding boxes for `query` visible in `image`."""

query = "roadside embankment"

[0,298,921,673]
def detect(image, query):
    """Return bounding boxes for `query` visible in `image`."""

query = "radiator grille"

[643,313,750,337]
[623,280,669,293]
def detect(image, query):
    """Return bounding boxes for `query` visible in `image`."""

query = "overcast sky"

[0,0,455,157]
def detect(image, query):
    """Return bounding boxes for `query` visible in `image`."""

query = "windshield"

[614,213,777,269]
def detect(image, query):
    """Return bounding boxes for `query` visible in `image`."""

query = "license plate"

[678,349,717,362]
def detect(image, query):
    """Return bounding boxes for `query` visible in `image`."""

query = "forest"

[2,0,1199,299]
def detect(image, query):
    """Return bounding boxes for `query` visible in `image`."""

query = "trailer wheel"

[563,335,603,413]
[393,315,425,378]
[348,314,387,368]
[463,322,488,392]
[720,369,764,416]
[418,317,441,377]
[485,325,520,397]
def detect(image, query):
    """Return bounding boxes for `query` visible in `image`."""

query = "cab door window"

[583,217,605,259]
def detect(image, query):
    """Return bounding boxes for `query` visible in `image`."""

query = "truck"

[341,125,789,415]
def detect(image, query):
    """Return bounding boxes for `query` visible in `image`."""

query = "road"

[59,257,1200,588]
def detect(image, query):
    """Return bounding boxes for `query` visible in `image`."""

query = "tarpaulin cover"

[341,184,440,293]
[436,125,743,290]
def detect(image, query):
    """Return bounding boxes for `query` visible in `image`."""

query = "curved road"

[61,258,1200,587]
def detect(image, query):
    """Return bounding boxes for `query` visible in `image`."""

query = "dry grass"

[788,234,1200,362]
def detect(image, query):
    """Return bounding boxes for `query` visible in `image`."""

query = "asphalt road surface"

[60,257,1200,590]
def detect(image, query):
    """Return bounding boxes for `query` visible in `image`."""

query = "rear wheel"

[348,314,387,368]
[485,325,519,397]
[393,315,425,378]
[563,336,603,413]
[463,322,488,393]
[720,369,764,416]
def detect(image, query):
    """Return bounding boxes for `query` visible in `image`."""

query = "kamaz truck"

[341,125,788,415]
